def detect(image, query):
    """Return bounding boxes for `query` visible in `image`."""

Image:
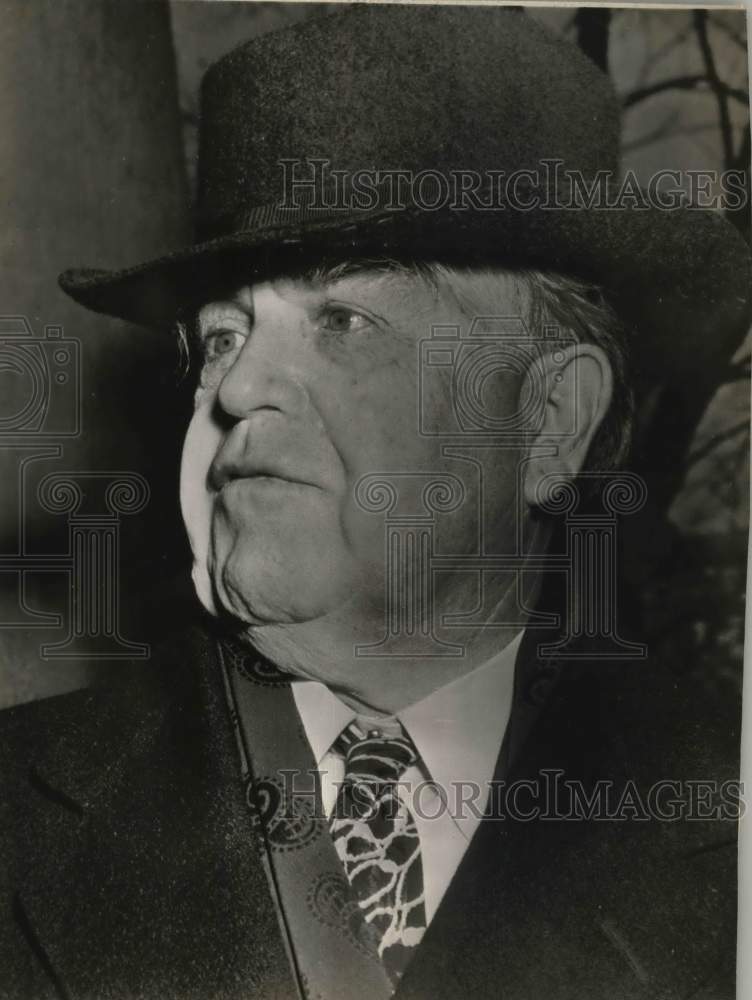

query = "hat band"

[194,167,668,243]
[197,196,397,242]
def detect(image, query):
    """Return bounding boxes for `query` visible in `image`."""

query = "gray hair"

[422,263,634,475]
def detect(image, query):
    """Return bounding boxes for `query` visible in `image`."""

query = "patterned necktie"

[329,723,427,983]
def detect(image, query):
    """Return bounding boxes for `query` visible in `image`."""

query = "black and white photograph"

[0,2,750,998]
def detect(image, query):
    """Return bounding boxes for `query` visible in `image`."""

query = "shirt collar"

[292,631,523,833]
[398,630,522,814]
[291,679,354,766]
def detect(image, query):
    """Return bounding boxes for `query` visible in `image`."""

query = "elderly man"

[1,6,748,1000]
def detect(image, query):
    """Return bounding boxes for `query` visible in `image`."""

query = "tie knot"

[335,724,418,787]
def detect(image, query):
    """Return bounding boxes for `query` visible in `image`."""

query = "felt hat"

[59,4,751,366]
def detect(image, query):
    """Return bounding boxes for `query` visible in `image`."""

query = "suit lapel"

[17,627,299,1000]
[14,621,737,999]
[395,636,737,1000]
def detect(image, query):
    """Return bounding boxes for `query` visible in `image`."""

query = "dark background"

[0,0,748,706]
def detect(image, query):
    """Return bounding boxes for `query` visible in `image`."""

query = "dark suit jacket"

[0,622,739,1000]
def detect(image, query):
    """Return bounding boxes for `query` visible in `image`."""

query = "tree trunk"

[0,0,190,706]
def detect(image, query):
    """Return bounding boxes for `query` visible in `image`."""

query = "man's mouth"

[208,443,326,493]
[215,471,318,495]
[211,458,298,489]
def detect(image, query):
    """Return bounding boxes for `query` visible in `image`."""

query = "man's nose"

[216,307,308,421]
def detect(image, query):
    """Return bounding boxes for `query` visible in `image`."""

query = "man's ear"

[522,343,613,508]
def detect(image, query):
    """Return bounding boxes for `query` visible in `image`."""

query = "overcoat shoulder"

[0,624,742,1000]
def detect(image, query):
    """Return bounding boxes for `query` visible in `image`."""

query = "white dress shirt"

[292,631,523,923]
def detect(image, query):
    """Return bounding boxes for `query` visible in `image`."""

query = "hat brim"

[59,204,752,377]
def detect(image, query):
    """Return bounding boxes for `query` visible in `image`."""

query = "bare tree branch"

[623,74,748,110]
[635,19,694,85]
[694,10,734,167]
[622,120,734,154]
[710,12,749,54]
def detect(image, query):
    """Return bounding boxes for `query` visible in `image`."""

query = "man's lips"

[219,473,312,490]
[209,460,319,492]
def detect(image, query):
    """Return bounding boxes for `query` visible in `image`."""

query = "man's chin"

[210,553,352,626]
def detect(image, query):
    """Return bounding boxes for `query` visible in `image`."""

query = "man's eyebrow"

[296,258,415,287]
[179,260,418,340]
[196,301,250,333]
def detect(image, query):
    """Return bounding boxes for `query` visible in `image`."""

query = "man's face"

[180,268,526,628]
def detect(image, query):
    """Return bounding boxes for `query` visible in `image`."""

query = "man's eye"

[319,306,372,334]
[203,329,244,359]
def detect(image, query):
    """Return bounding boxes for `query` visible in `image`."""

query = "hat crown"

[195,6,621,237]
[58,4,751,354]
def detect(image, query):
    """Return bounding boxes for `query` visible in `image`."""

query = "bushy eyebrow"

[175,257,431,348]
[196,302,249,335]
[296,257,418,287]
